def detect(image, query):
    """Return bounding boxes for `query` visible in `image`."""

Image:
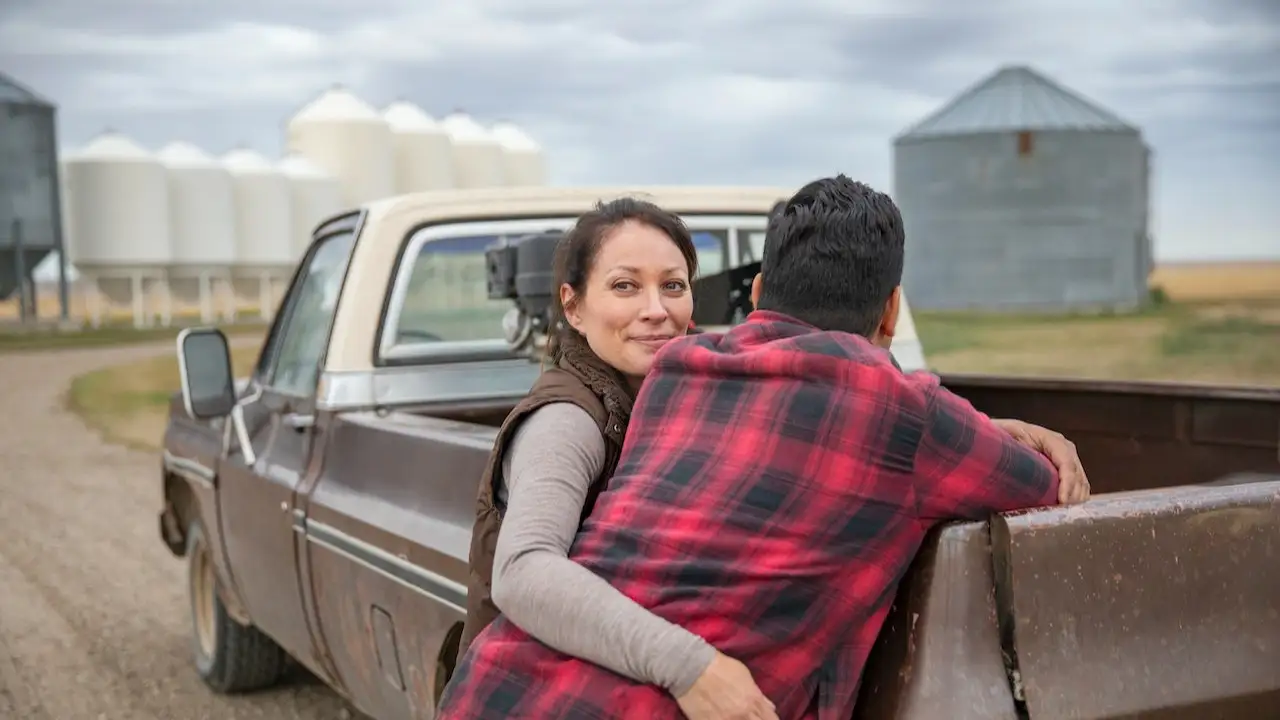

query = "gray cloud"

[1,0,1276,259]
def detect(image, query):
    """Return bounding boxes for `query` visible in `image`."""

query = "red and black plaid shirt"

[439,310,1058,719]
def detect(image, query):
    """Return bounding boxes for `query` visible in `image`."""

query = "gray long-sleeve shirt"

[489,402,715,697]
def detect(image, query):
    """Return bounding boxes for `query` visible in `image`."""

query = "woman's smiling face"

[561,219,694,380]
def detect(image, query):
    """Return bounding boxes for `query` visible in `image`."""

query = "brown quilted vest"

[456,340,634,658]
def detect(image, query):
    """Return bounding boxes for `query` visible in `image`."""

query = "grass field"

[916,300,1280,384]
[0,321,269,353]
[67,340,264,451]
[67,300,1280,451]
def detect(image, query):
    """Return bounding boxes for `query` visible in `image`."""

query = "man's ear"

[751,273,763,309]
[877,286,902,343]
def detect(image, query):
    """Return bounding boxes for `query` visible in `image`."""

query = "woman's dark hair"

[546,197,698,363]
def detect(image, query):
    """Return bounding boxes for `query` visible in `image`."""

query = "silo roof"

[491,121,541,152]
[441,111,491,142]
[0,71,54,107]
[383,101,439,132]
[292,84,381,123]
[896,65,1136,141]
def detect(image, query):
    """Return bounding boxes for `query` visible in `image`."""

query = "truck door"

[217,228,355,668]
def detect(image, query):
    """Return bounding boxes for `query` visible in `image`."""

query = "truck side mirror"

[176,327,238,420]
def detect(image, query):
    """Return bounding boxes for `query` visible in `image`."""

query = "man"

[439,176,1089,719]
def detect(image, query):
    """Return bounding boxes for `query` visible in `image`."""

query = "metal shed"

[893,65,1153,311]
[0,71,68,320]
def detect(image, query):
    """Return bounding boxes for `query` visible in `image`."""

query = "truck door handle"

[283,413,315,431]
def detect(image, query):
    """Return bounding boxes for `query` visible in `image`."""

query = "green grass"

[1159,317,1278,357]
[66,344,262,450]
[917,301,1280,386]
[0,321,268,353]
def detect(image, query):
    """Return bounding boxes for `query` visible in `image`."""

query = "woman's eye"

[613,281,637,292]
[664,280,688,292]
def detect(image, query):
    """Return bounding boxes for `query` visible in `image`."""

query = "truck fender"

[162,471,253,626]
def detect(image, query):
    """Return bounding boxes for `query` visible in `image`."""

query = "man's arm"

[491,403,716,696]
[990,418,1091,504]
[910,376,1060,521]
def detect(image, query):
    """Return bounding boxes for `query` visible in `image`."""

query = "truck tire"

[185,520,287,693]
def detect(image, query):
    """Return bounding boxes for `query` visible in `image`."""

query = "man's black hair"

[757,174,905,337]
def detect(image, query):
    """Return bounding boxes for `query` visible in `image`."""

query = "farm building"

[0,71,69,321]
[893,65,1153,311]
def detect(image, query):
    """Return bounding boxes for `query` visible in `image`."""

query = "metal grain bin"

[0,72,68,318]
[893,65,1153,311]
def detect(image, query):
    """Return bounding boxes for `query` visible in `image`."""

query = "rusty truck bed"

[853,375,1280,719]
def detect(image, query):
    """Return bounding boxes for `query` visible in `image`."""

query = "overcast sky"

[2,0,1276,261]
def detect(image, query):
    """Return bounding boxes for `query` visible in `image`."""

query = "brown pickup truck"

[160,187,1280,720]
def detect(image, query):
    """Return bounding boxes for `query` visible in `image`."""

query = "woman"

[453,197,777,720]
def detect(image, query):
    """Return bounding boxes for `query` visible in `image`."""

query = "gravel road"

[0,343,359,720]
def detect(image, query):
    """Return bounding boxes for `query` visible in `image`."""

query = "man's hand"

[675,651,778,720]
[992,419,1090,504]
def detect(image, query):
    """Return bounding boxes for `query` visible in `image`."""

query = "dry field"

[62,300,1280,452]
[1149,260,1280,301]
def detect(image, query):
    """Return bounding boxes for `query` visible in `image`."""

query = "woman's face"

[562,220,693,380]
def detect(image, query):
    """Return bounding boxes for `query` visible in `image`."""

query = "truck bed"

[406,373,1280,494]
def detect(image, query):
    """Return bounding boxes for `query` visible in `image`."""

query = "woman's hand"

[675,651,778,720]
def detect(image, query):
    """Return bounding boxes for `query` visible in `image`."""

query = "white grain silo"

[60,132,173,328]
[490,122,548,187]
[286,85,394,207]
[223,148,293,318]
[157,142,237,323]
[278,154,343,258]
[440,111,504,189]
[383,100,454,194]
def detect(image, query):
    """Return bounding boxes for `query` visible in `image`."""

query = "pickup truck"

[160,186,1280,720]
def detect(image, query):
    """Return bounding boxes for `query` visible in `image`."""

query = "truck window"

[260,230,356,397]
[693,231,727,277]
[380,214,772,363]
[394,234,514,344]
[741,231,766,264]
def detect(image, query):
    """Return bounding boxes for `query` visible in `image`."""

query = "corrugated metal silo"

[383,101,454,193]
[287,85,395,207]
[223,148,293,317]
[61,132,174,326]
[1,72,66,320]
[279,154,343,257]
[440,111,504,189]
[893,65,1152,311]
[490,121,548,187]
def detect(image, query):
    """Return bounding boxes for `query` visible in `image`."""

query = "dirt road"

[0,343,358,720]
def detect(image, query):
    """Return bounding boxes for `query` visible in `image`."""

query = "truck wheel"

[186,520,287,693]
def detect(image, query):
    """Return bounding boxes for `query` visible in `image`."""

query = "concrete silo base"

[75,266,173,329]
[167,266,236,324]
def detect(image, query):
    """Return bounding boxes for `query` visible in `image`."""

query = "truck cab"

[160,186,1280,720]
